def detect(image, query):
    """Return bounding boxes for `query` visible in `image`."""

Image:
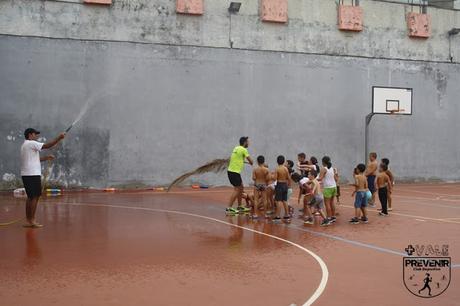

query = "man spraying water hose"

[226,137,253,214]
[21,128,65,228]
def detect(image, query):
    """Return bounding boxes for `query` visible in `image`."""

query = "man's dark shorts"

[228,171,242,187]
[367,175,376,193]
[22,176,42,199]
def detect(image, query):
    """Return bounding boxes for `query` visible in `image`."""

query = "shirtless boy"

[241,192,254,208]
[350,164,369,224]
[376,163,392,216]
[274,155,291,222]
[303,171,330,227]
[365,152,378,206]
[297,153,309,177]
[252,155,270,220]
[381,158,394,211]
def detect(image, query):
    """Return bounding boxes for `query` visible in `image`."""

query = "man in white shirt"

[21,128,65,228]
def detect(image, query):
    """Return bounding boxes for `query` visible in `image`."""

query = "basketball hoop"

[389,109,406,122]
[366,87,413,161]
[388,109,405,115]
[372,87,412,115]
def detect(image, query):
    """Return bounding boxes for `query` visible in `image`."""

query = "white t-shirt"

[21,140,44,176]
[299,177,310,186]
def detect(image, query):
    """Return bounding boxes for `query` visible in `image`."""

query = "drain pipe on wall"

[448,28,460,62]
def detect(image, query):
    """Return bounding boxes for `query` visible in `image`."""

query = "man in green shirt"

[226,137,253,213]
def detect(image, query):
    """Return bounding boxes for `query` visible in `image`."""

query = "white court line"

[87,189,253,196]
[392,194,460,204]
[209,206,449,260]
[289,200,460,224]
[339,204,460,225]
[389,197,460,210]
[325,185,459,204]
[103,187,460,203]
[112,190,231,195]
[288,223,406,257]
[285,219,460,269]
[59,202,329,306]
[401,188,460,198]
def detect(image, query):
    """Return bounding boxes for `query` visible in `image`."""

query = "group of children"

[229,151,394,226]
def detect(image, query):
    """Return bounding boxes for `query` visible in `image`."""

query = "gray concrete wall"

[0,0,459,188]
[1,35,459,188]
[0,0,459,62]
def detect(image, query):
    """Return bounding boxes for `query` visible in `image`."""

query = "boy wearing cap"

[21,128,65,228]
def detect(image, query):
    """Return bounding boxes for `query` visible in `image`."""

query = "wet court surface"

[1,184,459,305]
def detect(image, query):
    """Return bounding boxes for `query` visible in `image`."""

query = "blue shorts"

[354,191,368,208]
[367,175,376,193]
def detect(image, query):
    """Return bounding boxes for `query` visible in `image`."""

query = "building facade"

[1,0,459,188]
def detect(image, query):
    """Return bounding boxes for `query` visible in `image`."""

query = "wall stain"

[0,112,110,189]
[422,65,448,108]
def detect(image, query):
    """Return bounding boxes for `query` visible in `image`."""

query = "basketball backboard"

[372,86,413,115]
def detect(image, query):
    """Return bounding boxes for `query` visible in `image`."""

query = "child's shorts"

[336,185,341,197]
[323,187,337,199]
[275,182,288,201]
[309,194,324,210]
[355,191,368,208]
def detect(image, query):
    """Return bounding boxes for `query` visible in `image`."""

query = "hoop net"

[388,109,406,122]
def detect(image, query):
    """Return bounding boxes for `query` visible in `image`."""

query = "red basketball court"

[1,183,459,305]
